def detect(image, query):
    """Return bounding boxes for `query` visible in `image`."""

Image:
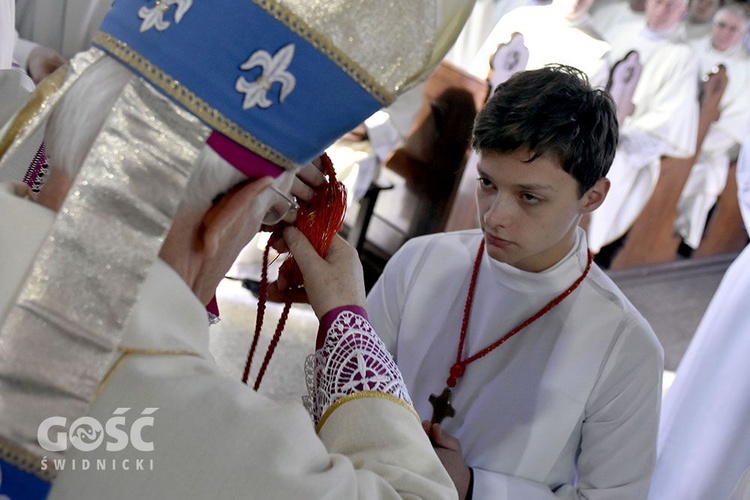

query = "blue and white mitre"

[94,0,470,174]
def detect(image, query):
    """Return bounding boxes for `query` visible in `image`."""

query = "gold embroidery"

[93,347,201,400]
[316,391,419,432]
[0,65,67,161]
[252,0,391,105]
[92,31,296,170]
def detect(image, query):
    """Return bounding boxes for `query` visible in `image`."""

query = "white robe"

[730,467,750,500]
[648,141,750,500]
[467,3,611,83]
[0,68,41,186]
[682,20,713,43]
[0,1,42,186]
[0,183,458,500]
[675,39,750,248]
[589,0,645,42]
[443,0,516,70]
[0,0,13,69]
[15,0,110,59]
[740,136,750,230]
[586,25,700,252]
[367,228,663,499]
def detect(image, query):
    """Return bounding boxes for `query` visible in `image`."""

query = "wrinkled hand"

[423,421,472,500]
[261,160,327,233]
[291,159,325,202]
[267,227,365,318]
[26,46,65,84]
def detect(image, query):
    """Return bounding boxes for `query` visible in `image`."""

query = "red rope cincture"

[447,242,593,388]
[243,153,347,390]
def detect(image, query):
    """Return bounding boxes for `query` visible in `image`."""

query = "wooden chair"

[357,61,488,256]
[609,65,728,269]
[693,161,749,257]
[444,34,529,232]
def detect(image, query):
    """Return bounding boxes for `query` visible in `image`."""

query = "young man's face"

[475,149,602,272]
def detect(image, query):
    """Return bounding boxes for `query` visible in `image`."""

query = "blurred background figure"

[683,0,725,40]
[675,5,750,253]
[15,0,110,60]
[586,0,699,263]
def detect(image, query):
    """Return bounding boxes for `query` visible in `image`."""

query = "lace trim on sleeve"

[303,310,413,425]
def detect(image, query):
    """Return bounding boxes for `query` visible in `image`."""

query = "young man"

[367,65,664,499]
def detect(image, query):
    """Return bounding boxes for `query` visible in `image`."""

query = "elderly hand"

[261,159,327,234]
[267,227,365,318]
[423,421,472,500]
[26,46,66,84]
[290,159,326,202]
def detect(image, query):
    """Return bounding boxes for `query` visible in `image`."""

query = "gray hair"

[44,56,247,210]
[714,5,749,27]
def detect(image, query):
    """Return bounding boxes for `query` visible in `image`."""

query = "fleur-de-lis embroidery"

[138,0,193,33]
[235,44,297,110]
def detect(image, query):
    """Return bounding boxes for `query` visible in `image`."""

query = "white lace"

[303,311,412,424]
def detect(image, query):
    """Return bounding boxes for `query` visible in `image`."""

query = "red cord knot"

[447,363,466,387]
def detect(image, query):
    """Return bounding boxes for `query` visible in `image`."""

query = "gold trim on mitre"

[253,0,392,105]
[93,31,297,170]
[316,391,420,433]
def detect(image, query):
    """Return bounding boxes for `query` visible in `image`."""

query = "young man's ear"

[579,177,610,215]
[198,176,274,260]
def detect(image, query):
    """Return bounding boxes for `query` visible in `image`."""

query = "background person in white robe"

[648,134,750,500]
[0,1,476,498]
[15,0,110,60]
[590,0,647,41]
[682,0,725,41]
[443,0,517,70]
[367,65,663,499]
[0,0,47,186]
[585,0,700,256]
[1,0,66,85]
[468,0,611,83]
[675,6,750,250]
[0,0,14,69]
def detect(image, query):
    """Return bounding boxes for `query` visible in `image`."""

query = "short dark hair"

[472,65,618,196]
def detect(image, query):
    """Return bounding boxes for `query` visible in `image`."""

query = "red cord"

[447,242,593,388]
[243,152,347,390]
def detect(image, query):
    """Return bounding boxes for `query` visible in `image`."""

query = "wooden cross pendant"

[429,387,456,424]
